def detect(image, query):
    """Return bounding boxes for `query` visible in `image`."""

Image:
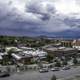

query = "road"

[1,66,80,80]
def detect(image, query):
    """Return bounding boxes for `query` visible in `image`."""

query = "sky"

[0,0,80,37]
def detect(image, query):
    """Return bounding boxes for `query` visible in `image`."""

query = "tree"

[73,58,78,65]
[62,60,68,66]
[7,48,15,59]
[51,75,56,80]
[55,61,61,67]
[46,55,53,62]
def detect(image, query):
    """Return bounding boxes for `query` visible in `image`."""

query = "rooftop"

[12,52,32,60]
[46,47,76,52]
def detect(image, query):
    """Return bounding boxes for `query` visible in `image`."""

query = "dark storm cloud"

[0,0,80,36]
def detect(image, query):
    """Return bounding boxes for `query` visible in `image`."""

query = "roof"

[60,48,76,51]
[19,47,35,51]
[46,47,76,52]
[12,53,21,60]
[6,47,22,52]
[23,50,47,57]
[12,52,32,60]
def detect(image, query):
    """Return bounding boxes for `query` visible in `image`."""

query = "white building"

[11,47,47,64]
[23,49,47,58]
[72,39,80,50]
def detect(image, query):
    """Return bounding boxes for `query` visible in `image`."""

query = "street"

[1,66,80,80]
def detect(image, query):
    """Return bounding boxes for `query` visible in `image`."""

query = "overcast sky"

[0,0,80,37]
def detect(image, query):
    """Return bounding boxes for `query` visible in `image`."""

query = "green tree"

[73,58,78,65]
[7,48,16,59]
[46,55,53,62]
[55,61,61,67]
[62,60,68,66]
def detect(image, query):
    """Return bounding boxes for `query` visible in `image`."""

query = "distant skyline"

[0,0,80,37]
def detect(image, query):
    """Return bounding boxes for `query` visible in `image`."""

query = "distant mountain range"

[0,28,80,39]
[35,30,80,39]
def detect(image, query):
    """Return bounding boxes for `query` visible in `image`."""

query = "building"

[12,52,33,65]
[61,40,72,47]
[72,39,80,50]
[44,46,78,57]
[11,47,47,65]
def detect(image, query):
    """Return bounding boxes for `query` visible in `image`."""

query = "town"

[0,36,80,80]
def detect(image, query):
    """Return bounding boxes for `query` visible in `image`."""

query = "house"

[11,52,33,65]
[23,49,47,60]
[61,40,72,47]
[72,39,80,50]
[11,47,48,65]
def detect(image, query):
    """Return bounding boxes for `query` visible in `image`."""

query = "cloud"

[0,0,80,36]
[64,18,80,28]
[55,0,80,15]
[0,0,55,25]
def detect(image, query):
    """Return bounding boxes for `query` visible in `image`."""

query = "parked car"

[0,71,10,78]
[62,66,70,70]
[39,68,49,73]
[51,67,60,71]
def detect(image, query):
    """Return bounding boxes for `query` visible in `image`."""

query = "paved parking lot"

[1,66,80,80]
